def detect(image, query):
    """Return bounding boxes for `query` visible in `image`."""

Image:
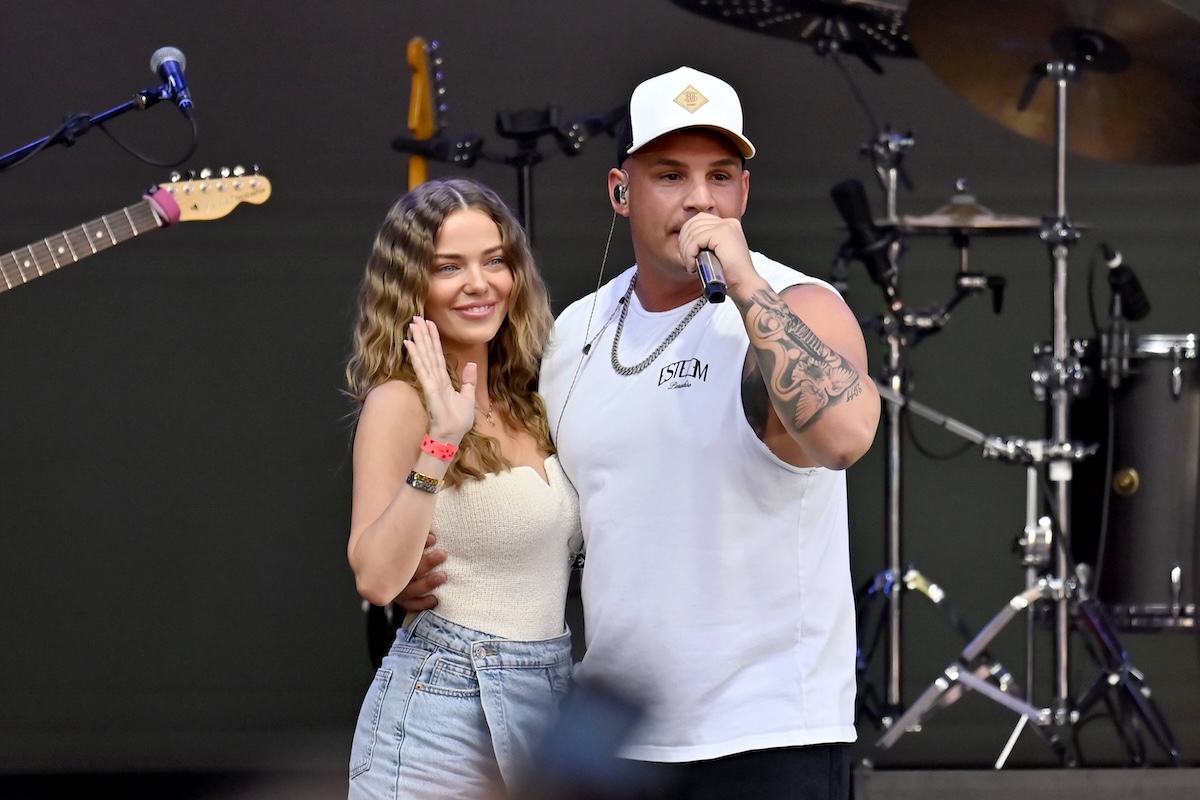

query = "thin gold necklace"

[476,399,497,427]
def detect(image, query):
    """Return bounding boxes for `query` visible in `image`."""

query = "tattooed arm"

[735,282,880,469]
[676,210,879,468]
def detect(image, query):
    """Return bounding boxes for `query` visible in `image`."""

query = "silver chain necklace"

[611,272,708,376]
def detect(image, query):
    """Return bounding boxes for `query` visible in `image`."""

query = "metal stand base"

[856,565,1014,728]
[867,578,1183,768]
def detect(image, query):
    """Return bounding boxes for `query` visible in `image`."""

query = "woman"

[344,177,582,799]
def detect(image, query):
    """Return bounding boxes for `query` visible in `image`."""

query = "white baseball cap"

[618,66,756,163]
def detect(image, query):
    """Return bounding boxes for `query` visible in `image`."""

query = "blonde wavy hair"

[345,177,555,487]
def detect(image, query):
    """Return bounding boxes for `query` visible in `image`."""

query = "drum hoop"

[1135,333,1197,358]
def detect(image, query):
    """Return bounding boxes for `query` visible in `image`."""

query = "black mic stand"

[0,85,175,173]
[392,105,622,245]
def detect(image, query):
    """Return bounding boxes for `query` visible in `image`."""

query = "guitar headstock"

[407,37,447,141]
[158,166,272,222]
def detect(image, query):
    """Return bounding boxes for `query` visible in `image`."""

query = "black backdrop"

[1,0,1197,776]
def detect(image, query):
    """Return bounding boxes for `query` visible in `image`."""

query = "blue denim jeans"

[348,611,573,799]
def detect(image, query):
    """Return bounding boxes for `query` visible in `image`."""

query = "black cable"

[903,406,977,461]
[1091,383,1117,593]
[96,115,199,168]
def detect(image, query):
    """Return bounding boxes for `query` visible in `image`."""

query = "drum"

[1070,334,1200,629]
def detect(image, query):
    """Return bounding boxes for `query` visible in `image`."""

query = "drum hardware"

[864,126,915,222]
[1091,241,1153,391]
[837,134,1018,727]
[864,384,1182,768]
[1030,339,1093,404]
[854,382,1026,729]
[851,273,1008,729]
[666,0,916,74]
[834,113,1018,727]
[895,0,1189,764]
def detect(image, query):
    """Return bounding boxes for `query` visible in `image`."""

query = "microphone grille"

[150,46,187,74]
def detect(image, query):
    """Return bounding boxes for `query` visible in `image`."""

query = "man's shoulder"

[751,252,842,298]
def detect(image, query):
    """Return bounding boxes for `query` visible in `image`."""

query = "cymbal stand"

[861,126,910,728]
[393,105,622,245]
[1022,46,1151,736]
[1028,51,1181,766]
[850,128,1013,728]
[1030,58,1087,734]
[856,379,1021,732]
[864,391,1181,767]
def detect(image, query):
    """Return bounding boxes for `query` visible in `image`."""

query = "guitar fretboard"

[0,199,166,294]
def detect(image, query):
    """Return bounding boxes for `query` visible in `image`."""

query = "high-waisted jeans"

[348,611,573,799]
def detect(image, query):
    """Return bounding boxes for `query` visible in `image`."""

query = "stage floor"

[854,766,1200,800]
[2,767,1199,799]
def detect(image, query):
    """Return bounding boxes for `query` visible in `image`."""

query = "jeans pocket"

[349,668,392,779]
[420,655,480,697]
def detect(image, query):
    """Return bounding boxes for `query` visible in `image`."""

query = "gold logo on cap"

[673,86,708,113]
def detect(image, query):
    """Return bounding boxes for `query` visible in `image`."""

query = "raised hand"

[402,316,476,443]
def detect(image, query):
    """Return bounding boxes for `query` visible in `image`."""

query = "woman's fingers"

[404,317,476,439]
[461,360,477,396]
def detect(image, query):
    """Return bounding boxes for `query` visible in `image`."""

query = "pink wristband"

[421,436,459,461]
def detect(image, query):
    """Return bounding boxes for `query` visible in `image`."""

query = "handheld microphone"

[697,249,726,303]
[830,179,897,301]
[150,46,195,119]
[1101,243,1150,321]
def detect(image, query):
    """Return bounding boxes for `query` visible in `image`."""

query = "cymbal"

[668,1,916,67]
[881,210,1043,234]
[906,0,1200,165]
[876,184,1084,234]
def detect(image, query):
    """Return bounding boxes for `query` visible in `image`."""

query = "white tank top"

[541,254,858,761]
[429,455,582,641]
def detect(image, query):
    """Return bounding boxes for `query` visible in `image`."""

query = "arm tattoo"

[743,288,862,432]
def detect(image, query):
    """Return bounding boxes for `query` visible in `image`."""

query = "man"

[402,66,879,799]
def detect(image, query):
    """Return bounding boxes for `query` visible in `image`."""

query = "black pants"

[623,743,852,800]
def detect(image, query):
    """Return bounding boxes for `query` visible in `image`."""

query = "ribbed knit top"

[428,455,582,640]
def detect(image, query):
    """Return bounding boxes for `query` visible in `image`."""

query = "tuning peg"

[185,169,197,180]
[169,171,182,182]
[232,165,246,176]
[199,167,213,179]
[219,166,231,178]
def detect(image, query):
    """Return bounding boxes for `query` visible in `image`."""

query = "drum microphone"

[697,249,726,303]
[150,46,195,119]
[1102,243,1151,321]
[830,179,897,305]
[1100,242,1150,389]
